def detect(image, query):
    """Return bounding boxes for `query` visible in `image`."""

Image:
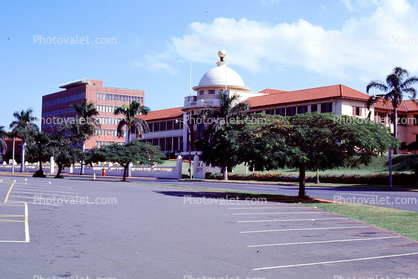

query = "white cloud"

[132,53,178,75]
[143,0,418,82]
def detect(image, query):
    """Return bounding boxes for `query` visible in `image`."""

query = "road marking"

[11,189,79,195]
[232,211,327,215]
[248,236,401,247]
[24,202,30,242]
[48,181,51,184]
[252,252,418,270]
[238,217,347,223]
[4,180,16,203]
[240,225,369,234]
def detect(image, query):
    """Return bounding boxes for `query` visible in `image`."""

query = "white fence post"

[176,155,183,179]
[50,156,55,174]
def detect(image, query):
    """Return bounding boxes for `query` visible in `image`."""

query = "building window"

[286,107,296,116]
[297,106,308,114]
[208,90,215,95]
[311,104,318,113]
[353,107,362,116]
[161,122,166,131]
[154,122,160,132]
[199,90,204,96]
[275,108,285,116]
[173,137,179,151]
[167,121,173,130]
[321,103,332,113]
[267,109,275,115]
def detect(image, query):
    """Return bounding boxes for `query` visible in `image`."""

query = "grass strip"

[303,203,418,241]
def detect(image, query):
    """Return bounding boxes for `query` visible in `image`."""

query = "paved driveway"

[0,175,417,278]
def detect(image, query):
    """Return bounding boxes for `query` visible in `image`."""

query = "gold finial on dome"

[218,50,226,62]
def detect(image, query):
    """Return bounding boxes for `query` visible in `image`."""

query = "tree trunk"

[298,164,306,198]
[222,166,228,180]
[123,165,128,181]
[20,140,25,172]
[393,107,398,155]
[80,141,85,175]
[39,161,43,173]
[316,168,320,184]
[55,164,63,178]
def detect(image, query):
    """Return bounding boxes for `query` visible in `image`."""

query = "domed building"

[140,51,417,161]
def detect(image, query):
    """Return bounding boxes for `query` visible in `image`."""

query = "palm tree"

[0,126,8,162]
[69,99,100,174]
[9,109,38,172]
[199,92,249,180]
[366,67,418,154]
[114,101,150,143]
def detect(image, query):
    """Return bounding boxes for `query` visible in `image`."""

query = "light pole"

[176,119,192,180]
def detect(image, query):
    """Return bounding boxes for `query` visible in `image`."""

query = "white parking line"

[237,217,347,223]
[227,206,300,210]
[248,236,401,247]
[240,225,369,234]
[252,252,418,270]
[10,189,78,195]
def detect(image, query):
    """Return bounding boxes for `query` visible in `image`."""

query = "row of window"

[95,129,118,137]
[97,105,117,113]
[149,120,183,132]
[143,137,182,152]
[43,92,86,108]
[97,93,143,103]
[257,103,333,116]
[198,89,225,96]
[98,117,123,125]
[43,107,76,118]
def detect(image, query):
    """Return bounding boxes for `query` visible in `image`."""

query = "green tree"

[242,113,399,197]
[366,67,418,154]
[25,130,51,177]
[0,126,8,162]
[97,140,165,181]
[114,101,150,143]
[70,99,100,174]
[9,108,38,172]
[49,125,81,178]
[198,92,249,180]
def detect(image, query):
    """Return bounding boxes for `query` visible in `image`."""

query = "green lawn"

[231,154,416,176]
[303,203,418,241]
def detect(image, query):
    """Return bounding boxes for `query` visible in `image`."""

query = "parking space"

[226,203,418,278]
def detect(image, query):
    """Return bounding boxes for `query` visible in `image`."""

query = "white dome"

[197,63,245,88]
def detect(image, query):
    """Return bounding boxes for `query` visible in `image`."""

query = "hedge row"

[205,172,417,186]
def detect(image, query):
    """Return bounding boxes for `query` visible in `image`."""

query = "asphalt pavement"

[0,174,417,278]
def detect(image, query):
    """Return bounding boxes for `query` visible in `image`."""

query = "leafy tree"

[70,99,100,174]
[97,140,165,181]
[114,101,150,143]
[366,67,418,154]
[0,126,8,161]
[9,108,38,172]
[49,125,81,178]
[25,130,51,177]
[197,92,249,180]
[241,113,399,197]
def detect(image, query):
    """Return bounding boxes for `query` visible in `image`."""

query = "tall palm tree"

[366,67,418,154]
[199,92,249,180]
[70,99,100,174]
[114,101,150,143]
[9,109,38,172]
[0,126,8,162]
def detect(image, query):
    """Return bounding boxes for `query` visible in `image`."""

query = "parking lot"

[0,174,417,278]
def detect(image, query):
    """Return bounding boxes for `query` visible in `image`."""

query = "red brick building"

[42,79,145,149]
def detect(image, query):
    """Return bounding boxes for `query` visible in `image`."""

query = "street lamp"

[176,119,192,180]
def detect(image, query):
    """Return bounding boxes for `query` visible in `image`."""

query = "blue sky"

[1,0,418,129]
